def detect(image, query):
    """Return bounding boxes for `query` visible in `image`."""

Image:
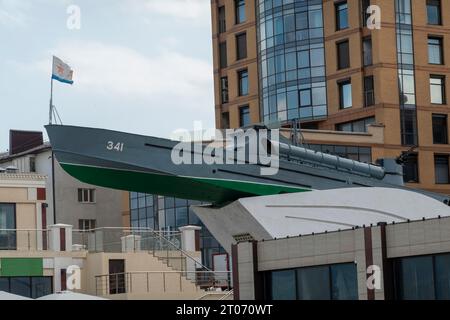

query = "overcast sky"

[0,0,214,151]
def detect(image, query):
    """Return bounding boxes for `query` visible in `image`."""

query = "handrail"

[219,289,234,300]
[0,228,49,232]
[95,270,232,296]
[73,227,180,234]
[155,231,212,272]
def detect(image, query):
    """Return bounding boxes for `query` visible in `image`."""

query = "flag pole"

[49,77,54,124]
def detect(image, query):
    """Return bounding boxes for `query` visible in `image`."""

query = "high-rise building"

[211,0,450,195]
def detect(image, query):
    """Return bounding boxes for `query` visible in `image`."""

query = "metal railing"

[72,227,182,253]
[72,227,212,279]
[0,229,49,251]
[95,271,232,297]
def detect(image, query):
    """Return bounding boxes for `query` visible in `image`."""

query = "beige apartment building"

[0,171,231,300]
[211,0,450,196]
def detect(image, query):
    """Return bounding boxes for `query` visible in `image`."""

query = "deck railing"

[72,227,182,253]
[0,229,49,251]
[95,271,232,296]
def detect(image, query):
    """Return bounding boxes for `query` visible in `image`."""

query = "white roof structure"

[0,291,33,300]
[194,187,450,252]
[37,291,108,300]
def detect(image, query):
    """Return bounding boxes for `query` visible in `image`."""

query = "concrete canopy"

[193,187,450,253]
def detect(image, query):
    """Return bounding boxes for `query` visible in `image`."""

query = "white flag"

[52,56,74,85]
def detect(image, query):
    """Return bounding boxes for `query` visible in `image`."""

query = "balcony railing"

[95,271,232,297]
[0,229,49,251]
[72,227,182,253]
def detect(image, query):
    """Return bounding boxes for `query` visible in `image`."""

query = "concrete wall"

[1,149,123,228]
[53,160,122,228]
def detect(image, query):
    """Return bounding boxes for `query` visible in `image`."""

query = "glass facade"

[395,0,418,146]
[267,263,358,300]
[0,276,52,299]
[257,0,327,124]
[394,253,450,300]
[130,193,226,268]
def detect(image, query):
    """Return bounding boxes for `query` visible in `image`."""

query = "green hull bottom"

[61,163,310,204]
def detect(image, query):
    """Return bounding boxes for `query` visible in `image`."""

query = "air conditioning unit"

[6,166,18,173]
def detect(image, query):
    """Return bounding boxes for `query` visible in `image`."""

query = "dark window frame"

[337,40,350,70]
[338,78,352,109]
[393,253,450,300]
[432,114,448,144]
[361,0,371,27]
[235,0,246,24]
[402,152,419,183]
[236,32,247,61]
[428,36,444,65]
[218,6,226,33]
[239,105,251,127]
[434,154,450,184]
[430,75,446,105]
[364,75,375,107]
[0,203,17,250]
[426,0,442,26]
[363,36,373,66]
[220,76,229,104]
[335,1,349,31]
[336,117,375,133]
[238,69,249,96]
[265,262,358,300]
[0,276,53,299]
[219,42,228,69]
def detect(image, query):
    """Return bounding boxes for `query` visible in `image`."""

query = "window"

[267,263,358,300]
[364,76,375,107]
[361,0,371,27]
[130,193,156,230]
[428,37,443,65]
[239,106,250,127]
[218,6,226,33]
[235,0,245,24]
[77,188,95,203]
[430,76,446,104]
[297,266,330,300]
[238,69,249,96]
[78,219,96,230]
[338,79,352,109]
[220,76,229,104]
[337,40,350,69]
[335,2,349,30]
[336,117,375,133]
[363,37,373,66]
[400,109,418,146]
[427,0,441,25]
[236,33,247,60]
[402,152,419,183]
[0,204,16,250]
[435,155,449,184]
[432,114,448,144]
[219,42,227,68]
[221,112,230,129]
[29,156,36,173]
[330,263,359,300]
[0,277,53,299]
[270,270,296,300]
[394,253,450,300]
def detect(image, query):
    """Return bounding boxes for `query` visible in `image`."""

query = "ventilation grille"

[232,233,254,243]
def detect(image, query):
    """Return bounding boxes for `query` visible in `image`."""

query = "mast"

[49,78,53,125]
